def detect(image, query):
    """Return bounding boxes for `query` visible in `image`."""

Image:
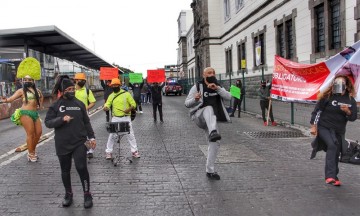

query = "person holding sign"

[185,67,231,180]
[310,75,357,186]
[258,80,276,126]
[149,82,165,123]
[230,80,245,118]
[129,80,144,114]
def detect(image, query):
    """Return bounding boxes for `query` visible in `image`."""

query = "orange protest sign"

[147,69,165,83]
[100,67,118,80]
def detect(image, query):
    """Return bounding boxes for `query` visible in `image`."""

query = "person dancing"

[1,74,43,162]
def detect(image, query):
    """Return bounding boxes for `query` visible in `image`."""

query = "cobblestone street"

[0,95,360,215]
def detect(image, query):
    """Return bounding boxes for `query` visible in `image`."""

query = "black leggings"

[318,126,343,179]
[232,98,243,116]
[58,144,90,193]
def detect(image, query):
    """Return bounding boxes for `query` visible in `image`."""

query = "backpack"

[340,140,360,163]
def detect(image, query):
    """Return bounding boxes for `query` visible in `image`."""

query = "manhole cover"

[244,131,306,138]
[199,144,264,163]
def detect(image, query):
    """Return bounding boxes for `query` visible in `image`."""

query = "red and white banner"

[271,40,360,103]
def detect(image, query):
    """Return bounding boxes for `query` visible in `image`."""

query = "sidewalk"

[0,95,359,215]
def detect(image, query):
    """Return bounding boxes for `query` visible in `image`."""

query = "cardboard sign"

[129,73,143,83]
[147,69,165,83]
[230,85,241,99]
[100,67,118,80]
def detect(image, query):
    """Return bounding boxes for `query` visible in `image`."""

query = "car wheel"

[179,93,182,96]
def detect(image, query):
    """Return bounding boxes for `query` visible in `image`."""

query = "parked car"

[162,82,182,96]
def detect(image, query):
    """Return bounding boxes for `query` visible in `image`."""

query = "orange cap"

[110,78,121,86]
[74,73,86,80]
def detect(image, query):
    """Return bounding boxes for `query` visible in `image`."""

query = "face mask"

[333,78,346,94]
[77,80,86,87]
[64,91,75,100]
[112,87,120,93]
[206,76,217,84]
[23,82,34,88]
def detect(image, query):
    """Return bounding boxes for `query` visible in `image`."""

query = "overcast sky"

[0,0,193,75]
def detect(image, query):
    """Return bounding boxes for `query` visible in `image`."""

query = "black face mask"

[64,91,75,100]
[206,76,217,84]
[112,87,120,93]
[77,80,86,87]
[23,82,34,88]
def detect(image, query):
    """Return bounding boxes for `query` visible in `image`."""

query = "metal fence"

[0,82,17,97]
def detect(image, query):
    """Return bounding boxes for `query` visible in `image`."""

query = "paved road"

[0,95,360,215]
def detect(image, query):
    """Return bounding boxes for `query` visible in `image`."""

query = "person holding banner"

[185,67,232,180]
[129,81,144,114]
[258,80,277,126]
[310,75,357,186]
[149,82,165,123]
[230,80,245,118]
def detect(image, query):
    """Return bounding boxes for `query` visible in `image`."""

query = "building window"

[315,4,325,52]
[309,0,345,62]
[278,24,285,58]
[224,0,231,21]
[330,0,341,49]
[225,47,233,77]
[253,33,265,67]
[286,20,294,59]
[237,39,246,73]
[235,0,244,12]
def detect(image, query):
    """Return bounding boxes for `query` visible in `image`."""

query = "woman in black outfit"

[230,79,245,118]
[310,75,357,186]
[45,79,96,208]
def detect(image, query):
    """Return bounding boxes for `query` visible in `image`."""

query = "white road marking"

[0,105,103,167]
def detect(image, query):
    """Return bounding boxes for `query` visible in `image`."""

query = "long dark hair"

[23,81,40,106]
[318,75,355,100]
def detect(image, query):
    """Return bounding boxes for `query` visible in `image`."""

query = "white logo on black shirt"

[203,92,218,97]
[59,105,81,112]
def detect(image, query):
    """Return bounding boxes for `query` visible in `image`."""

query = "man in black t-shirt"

[185,67,231,180]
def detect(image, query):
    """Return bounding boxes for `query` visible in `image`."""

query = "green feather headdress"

[17,57,41,80]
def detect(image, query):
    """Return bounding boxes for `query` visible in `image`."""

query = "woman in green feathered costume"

[1,57,43,162]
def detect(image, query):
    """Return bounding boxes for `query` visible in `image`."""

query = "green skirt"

[11,109,39,126]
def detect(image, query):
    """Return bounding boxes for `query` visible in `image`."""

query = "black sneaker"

[87,153,94,159]
[229,114,235,117]
[62,192,73,207]
[209,130,221,142]
[84,193,93,209]
[206,172,221,180]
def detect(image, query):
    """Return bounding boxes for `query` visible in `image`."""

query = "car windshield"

[167,83,179,86]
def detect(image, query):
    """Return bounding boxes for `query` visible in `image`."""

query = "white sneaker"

[139,111,143,114]
[105,152,112,160]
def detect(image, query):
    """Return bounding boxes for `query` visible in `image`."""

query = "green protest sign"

[230,85,241,99]
[129,73,143,83]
